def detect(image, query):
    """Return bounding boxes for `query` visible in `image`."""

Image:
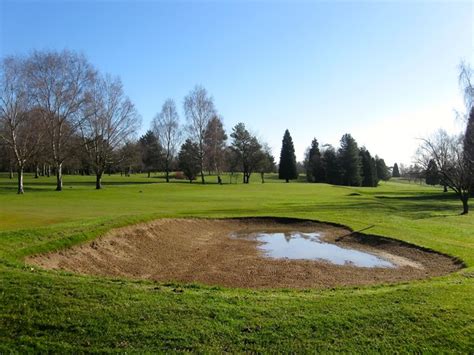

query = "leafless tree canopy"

[184,85,216,183]
[80,74,141,189]
[25,50,97,191]
[152,99,181,182]
[416,130,471,214]
[459,61,474,113]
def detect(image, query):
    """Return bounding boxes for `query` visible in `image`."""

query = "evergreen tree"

[278,129,298,182]
[305,138,325,183]
[425,159,440,185]
[360,147,378,187]
[322,145,341,185]
[338,134,362,186]
[230,123,262,183]
[392,163,401,177]
[139,130,162,178]
[375,157,390,181]
[178,139,200,183]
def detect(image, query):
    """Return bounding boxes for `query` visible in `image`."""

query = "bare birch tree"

[0,56,44,194]
[25,50,96,191]
[152,99,181,182]
[80,74,140,189]
[184,85,216,184]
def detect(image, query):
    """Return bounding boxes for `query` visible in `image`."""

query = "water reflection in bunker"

[238,232,395,268]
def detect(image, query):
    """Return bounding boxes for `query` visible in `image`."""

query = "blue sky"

[1,0,472,165]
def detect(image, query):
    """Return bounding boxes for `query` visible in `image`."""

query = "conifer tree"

[392,163,401,177]
[178,139,200,183]
[375,157,390,181]
[338,134,362,186]
[464,106,474,196]
[360,147,378,187]
[322,145,341,185]
[305,138,325,183]
[425,159,440,185]
[278,129,298,182]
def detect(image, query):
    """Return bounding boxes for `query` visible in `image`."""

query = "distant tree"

[258,143,276,183]
[417,130,471,214]
[184,85,216,184]
[139,130,162,178]
[375,157,390,181]
[278,129,298,182]
[203,115,227,181]
[321,145,340,185]
[80,74,140,189]
[425,159,440,186]
[359,147,378,187]
[117,141,142,176]
[338,134,362,186]
[152,99,181,182]
[392,163,401,178]
[304,138,325,183]
[230,123,262,184]
[178,139,200,183]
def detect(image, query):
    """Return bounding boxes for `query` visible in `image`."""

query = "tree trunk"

[461,195,469,215]
[286,178,289,183]
[17,165,24,194]
[96,171,102,190]
[261,172,265,184]
[9,166,13,179]
[147,171,151,178]
[56,162,63,191]
[200,170,205,184]
[34,164,39,179]
[166,170,169,183]
[47,165,51,178]
[443,185,448,193]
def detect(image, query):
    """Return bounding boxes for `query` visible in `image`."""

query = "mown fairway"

[0,174,473,352]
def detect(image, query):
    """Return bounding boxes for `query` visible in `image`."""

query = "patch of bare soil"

[28,218,463,289]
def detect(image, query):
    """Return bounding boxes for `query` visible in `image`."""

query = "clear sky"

[1,0,473,166]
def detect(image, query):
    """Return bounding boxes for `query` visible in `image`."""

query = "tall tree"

[392,163,401,178]
[0,56,44,194]
[153,99,181,182]
[203,115,227,181]
[305,138,325,183]
[184,85,216,184]
[375,157,390,181]
[338,133,362,186]
[80,75,140,189]
[230,123,262,184]
[25,50,96,191]
[464,106,474,197]
[139,130,162,178]
[425,159,440,186]
[178,139,200,183]
[278,129,298,183]
[359,147,378,187]
[322,145,341,185]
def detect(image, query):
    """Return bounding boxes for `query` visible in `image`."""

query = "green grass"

[0,173,473,352]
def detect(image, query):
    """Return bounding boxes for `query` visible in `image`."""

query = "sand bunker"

[28,218,463,289]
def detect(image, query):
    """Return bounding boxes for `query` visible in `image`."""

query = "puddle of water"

[237,232,394,268]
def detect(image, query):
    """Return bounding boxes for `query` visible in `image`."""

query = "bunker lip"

[27,218,463,289]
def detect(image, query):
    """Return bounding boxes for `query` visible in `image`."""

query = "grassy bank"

[0,174,473,352]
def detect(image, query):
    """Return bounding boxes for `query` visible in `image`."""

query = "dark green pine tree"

[178,139,201,183]
[464,106,474,196]
[359,147,378,187]
[425,159,440,186]
[139,130,163,178]
[392,163,401,178]
[305,138,325,183]
[375,157,390,181]
[278,129,298,182]
[322,145,341,185]
[338,134,362,186]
